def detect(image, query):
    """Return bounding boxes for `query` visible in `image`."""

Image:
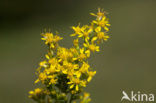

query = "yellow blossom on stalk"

[57,47,73,62]
[91,8,110,31]
[79,62,90,73]
[70,48,79,57]
[29,88,45,99]
[41,32,53,44]
[87,71,96,82]
[89,44,99,52]
[41,32,62,49]
[35,72,47,84]
[29,8,110,103]
[39,61,47,67]
[78,25,92,39]
[94,26,109,43]
[29,88,42,96]
[49,75,57,85]
[73,48,89,61]
[68,77,86,91]
[95,26,102,32]
[79,48,87,60]
[71,24,84,36]
[84,42,100,52]
[80,92,91,103]
[97,32,109,43]
[45,65,56,74]
[73,39,79,47]
[95,17,110,31]
[49,78,57,84]
[90,8,106,20]
[66,69,75,78]
[83,37,100,52]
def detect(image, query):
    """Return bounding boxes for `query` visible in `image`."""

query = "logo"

[121,91,154,102]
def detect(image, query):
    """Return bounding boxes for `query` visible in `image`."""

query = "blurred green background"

[0,0,156,103]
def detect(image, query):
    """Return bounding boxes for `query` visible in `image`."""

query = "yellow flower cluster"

[29,8,110,103]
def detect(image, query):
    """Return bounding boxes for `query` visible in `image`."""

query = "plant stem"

[68,94,73,103]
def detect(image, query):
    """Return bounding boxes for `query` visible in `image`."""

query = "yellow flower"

[85,50,90,57]
[79,48,87,60]
[80,92,91,103]
[89,44,99,52]
[29,88,42,95]
[49,75,57,85]
[29,8,110,103]
[73,39,79,47]
[68,77,86,91]
[63,61,79,70]
[79,62,90,73]
[46,65,56,74]
[78,26,93,40]
[48,57,58,65]
[57,47,73,61]
[92,17,110,31]
[83,37,99,52]
[39,61,47,67]
[41,32,62,48]
[35,72,47,84]
[90,8,105,20]
[91,8,110,32]
[35,88,42,94]
[94,26,109,43]
[73,48,88,61]
[53,35,63,42]
[87,71,96,82]
[41,32,53,44]
[29,88,43,98]
[84,42,99,52]
[50,78,57,84]
[66,69,75,78]
[46,59,60,74]
[60,61,79,79]
[71,24,84,36]
[70,48,79,56]
[97,32,109,42]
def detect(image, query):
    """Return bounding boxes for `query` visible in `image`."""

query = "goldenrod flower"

[97,32,109,42]
[80,92,91,103]
[49,75,57,84]
[57,47,73,61]
[78,25,92,38]
[91,8,110,32]
[35,72,47,84]
[29,8,110,103]
[84,42,100,52]
[41,32,53,44]
[90,8,106,20]
[71,24,84,36]
[73,48,89,61]
[29,88,45,100]
[73,38,79,47]
[41,32,62,49]
[68,77,86,91]
[30,88,42,95]
[87,71,96,82]
[39,61,47,67]
[79,62,90,73]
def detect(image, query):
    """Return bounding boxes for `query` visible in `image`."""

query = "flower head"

[29,8,110,103]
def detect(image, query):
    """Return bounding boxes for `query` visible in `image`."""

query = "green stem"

[68,94,73,103]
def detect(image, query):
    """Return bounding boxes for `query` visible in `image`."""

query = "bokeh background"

[0,0,156,103]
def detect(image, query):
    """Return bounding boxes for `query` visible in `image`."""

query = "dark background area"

[0,0,156,103]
